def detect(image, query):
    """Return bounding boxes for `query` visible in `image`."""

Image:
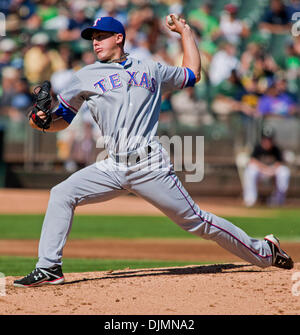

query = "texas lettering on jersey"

[55,57,196,153]
[94,71,156,94]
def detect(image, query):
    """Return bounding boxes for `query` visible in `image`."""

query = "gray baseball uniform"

[36,57,273,269]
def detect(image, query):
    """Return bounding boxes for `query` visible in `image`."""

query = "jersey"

[251,143,283,166]
[55,57,196,154]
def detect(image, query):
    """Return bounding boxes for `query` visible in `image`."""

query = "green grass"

[0,214,188,239]
[0,256,207,276]
[0,212,300,240]
[226,215,300,240]
[1,211,299,276]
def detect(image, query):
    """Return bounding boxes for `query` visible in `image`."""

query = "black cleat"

[264,234,294,270]
[14,265,65,287]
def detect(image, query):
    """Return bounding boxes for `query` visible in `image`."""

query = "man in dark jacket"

[243,127,290,207]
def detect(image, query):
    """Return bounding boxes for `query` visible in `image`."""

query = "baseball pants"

[36,141,273,269]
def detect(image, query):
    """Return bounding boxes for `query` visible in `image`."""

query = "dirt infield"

[0,189,300,315]
[1,238,300,263]
[0,188,283,216]
[2,264,300,315]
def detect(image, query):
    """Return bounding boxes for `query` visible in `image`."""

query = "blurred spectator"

[9,0,41,31]
[125,25,152,60]
[141,7,161,54]
[287,0,300,19]
[0,38,18,72]
[239,78,260,113]
[0,66,27,143]
[24,32,52,85]
[292,35,300,54]
[152,44,174,66]
[56,43,73,68]
[187,1,219,42]
[124,5,158,60]
[9,0,37,20]
[36,0,59,25]
[257,78,298,118]
[187,1,219,60]
[215,4,250,46]
[239,42,280,94]
[276,76,298,104]
[126,4,155,32]
[0,67,32,114]
[0,0,11,15]
[171,86,210,127]
[251,51,280,94]
[239,42,262,78]
[57,2,92,42]
[10,77,33,113]
[239,44,276,112]
[259,0,291,34]
[208,42,239,86]
[211,70,256,118]
[24,32,66,86]
[43,6,70,31]
[0,67,20,110]
[94,0,128,26]
[285,38,300,94]
[243,126,290,207]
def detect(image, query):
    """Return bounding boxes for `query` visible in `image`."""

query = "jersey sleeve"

[157,63,196,93]
[56,74,85,116]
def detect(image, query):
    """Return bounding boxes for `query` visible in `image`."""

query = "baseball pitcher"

[14,15,293,287]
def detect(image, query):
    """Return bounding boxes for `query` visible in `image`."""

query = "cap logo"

[93,18,102,26]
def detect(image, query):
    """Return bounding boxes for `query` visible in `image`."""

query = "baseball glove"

[29,80,52,131]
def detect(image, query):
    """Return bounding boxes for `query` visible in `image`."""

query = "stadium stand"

[0,0,299,199]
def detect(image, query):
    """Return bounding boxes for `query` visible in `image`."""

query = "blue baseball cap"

[81,17,126,41]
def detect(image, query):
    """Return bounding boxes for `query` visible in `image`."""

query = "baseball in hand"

[167,14,179,26]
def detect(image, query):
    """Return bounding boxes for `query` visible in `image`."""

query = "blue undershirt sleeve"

[54,103,76,124]
[185,67,196,87]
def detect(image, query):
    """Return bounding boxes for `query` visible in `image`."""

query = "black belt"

[115,145,152,164]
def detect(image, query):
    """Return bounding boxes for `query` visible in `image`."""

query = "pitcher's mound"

[3,262,300,315]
